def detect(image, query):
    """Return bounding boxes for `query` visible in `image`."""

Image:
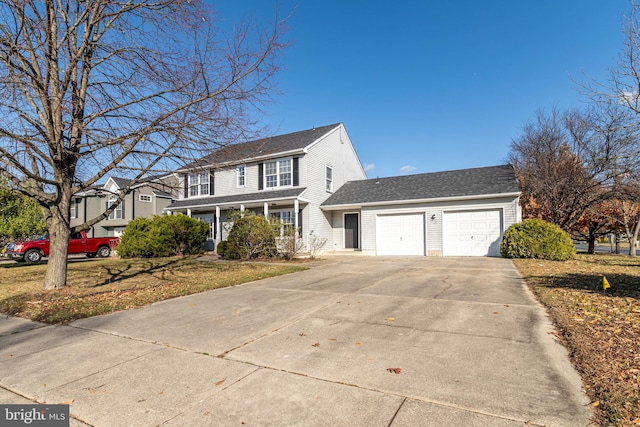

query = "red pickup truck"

[6,231,119,263]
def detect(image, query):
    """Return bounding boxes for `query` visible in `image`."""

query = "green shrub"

[117,214,209,258]
[225,213,276,259]
[116,217,155,257]
[216,240,228,258]
[500,219,575,261]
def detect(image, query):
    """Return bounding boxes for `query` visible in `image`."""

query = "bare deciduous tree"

[0,0,288,288]
[509,108,612,230]
[583,2,640,256]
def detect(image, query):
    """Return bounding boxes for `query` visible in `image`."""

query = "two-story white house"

[167,122,522,257]
[165,123,366,251]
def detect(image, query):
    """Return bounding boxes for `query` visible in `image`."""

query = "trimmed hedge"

[117,214,209,258]
[500,218,575,261]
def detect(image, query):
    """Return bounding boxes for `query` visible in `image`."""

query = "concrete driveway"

[0,256,590,427]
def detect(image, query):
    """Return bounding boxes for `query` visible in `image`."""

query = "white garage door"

[376,213,425,256]
[443,210,502,256]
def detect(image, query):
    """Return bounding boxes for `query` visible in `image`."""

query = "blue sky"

[217,1,630,178]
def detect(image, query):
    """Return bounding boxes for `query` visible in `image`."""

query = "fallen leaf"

[327,338,337,341]
[355,341,361,345]
[299,332,306,336]
[312,342,320,347]
[493,312,500,315]
[62,399,74,405]
[589,401,600,407]
[215,379,225,386]
[387,367,402,374]
[385,317,395,321]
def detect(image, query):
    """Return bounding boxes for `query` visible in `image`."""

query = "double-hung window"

[107,197,124,220]
[188,172,209,197]
[325,165,333,192]
[237,165,245,187]
[264,158,292,188]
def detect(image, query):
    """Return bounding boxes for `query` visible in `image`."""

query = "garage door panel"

[443,210,502,257]
[376,213,425,256]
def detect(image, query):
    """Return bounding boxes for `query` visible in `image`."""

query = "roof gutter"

[320,191,521,211]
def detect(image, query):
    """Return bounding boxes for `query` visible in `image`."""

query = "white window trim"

[70,200,78,219]
[107,196,124,220]
[325,165,333,193]
[263,157,292,189]
[188,172,209,198]
[237,165,246,188]
[139,194,152,202]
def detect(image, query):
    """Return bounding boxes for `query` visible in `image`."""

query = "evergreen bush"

[225,213,276,259]
[117,214,209,258]
[500,218,575,261]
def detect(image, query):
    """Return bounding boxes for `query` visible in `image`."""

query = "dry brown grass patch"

[0,256,306,324]
[513,254,640,426]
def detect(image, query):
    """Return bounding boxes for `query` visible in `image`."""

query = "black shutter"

[258,163,264,190]
[293,158,299,187]
[209,171,214,195]
[121,200,125,219]
[183,175,188,198]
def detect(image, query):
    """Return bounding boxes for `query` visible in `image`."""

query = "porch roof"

[166,187,307,211]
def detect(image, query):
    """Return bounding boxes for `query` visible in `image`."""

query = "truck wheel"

[24,249,42,263]
[97,246,111,258]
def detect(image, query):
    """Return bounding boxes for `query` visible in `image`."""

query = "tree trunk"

[630,215,640,258]
[615,233,621,254]
[587,235,596,254]
[43,189,72,289]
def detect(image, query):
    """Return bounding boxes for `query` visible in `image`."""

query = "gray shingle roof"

[182,123,341,169]
[168,188,307,209]
[322,165,519,207]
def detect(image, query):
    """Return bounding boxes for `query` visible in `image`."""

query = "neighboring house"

[70,174,178,237]
[320,165,522,256]
[165,123,367,251]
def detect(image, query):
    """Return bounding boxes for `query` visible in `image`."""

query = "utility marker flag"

[603,276,611,290]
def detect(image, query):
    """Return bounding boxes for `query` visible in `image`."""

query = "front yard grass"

[513,254,640,426]
[0,256,306,324]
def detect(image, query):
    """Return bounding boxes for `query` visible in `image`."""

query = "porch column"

[240,204,245,217]
[294,199,299,229]
[215,206,221,243]
[264,202,269,219]
[186,208,192,217]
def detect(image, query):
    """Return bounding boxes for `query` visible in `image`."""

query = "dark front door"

[344,214,359,249]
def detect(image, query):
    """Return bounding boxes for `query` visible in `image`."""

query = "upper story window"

[107,196,124,220]
[325,165,333,192]
[237,165,245,187]
[188,172,209,197]
[70,199,79,219]
[139,194,152,202]
[265,158,292,188]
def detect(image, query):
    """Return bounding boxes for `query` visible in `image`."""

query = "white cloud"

[364,163,375,172]
[400,165,417,175]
